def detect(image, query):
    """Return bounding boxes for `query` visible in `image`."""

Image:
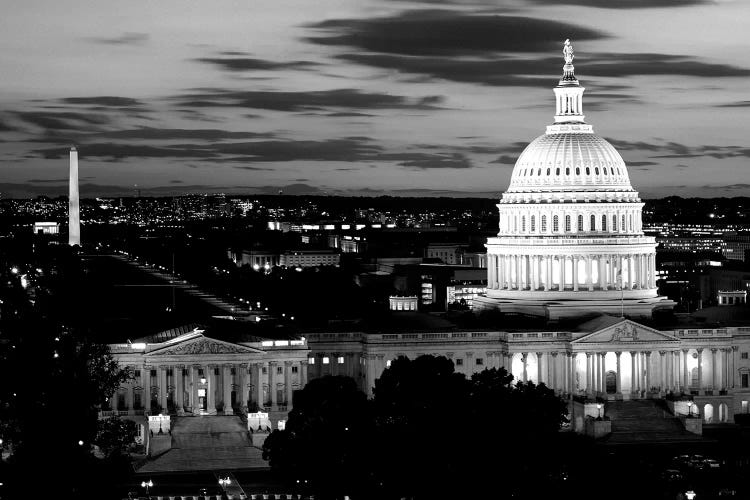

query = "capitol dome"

[474,40,675,322]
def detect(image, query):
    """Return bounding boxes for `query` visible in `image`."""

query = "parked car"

[660,469,683,482]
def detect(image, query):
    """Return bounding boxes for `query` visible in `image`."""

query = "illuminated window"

[337,356,345,364]
[553,215,559,233]
[308,357,315,364]
[577,215,584,231]
[541,215,547,232]
[386,360,392,368]
[323,357,330,365]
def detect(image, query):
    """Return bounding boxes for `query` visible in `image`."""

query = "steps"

[604,400,703,444]
[138,416,268,473]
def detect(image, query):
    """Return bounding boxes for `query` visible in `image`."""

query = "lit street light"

[141,479,154,498]
[218,477,231,488]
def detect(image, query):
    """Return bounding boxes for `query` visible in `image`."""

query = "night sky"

[1,0,749,198]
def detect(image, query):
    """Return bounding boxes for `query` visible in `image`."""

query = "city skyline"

[2,0,750,198]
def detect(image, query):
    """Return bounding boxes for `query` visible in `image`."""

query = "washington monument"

[68,146,80,246]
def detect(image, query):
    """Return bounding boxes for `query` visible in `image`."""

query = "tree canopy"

[263,355,571,499]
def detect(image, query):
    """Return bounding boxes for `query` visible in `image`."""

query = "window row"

[503,213,638,234]
[517,165,624,178]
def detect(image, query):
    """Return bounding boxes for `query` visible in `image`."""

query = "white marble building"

[473,40,675,321]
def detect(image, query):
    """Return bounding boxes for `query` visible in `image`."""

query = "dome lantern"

[553,39,585,125]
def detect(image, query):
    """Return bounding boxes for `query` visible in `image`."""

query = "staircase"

[604,400,703,444]
[138,416,268,473]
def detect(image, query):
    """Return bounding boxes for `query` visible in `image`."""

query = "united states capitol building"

[107,42,750,442]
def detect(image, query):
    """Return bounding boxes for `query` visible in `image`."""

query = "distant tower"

[68,146,80,246]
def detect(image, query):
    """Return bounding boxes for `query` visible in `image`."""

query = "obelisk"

[68,146,80,246]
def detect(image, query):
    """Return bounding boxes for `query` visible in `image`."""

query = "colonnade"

[486,253,656,291]
[117,360,308,415]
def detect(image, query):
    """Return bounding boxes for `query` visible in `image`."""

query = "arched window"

[576,167,580,175]
[612,215,617,231]
[586,167,590,175]
[565,215,571,232]
[565,167,570,175]
[537,168,541,176]
[556,168,560,175]
[553,215,559,233]
[595,167,600,175]
[601,215,607,231]
[590,214,596,231]
[531,215,536,232]
[521,216,526,232]
[530,169,534,176]
[514,216,518,232]
[629,214,633,231]
[541,215,547,233]
[621,215,626,232]
[577,214,584,231]
[546,168,551,175]
[603,167,608,175]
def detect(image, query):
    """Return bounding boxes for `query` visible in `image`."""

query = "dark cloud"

[490,155,518,165]
[14,111,111,131]
[175,88,444,112]
[385,152,472,169]
[60,96,144,107]
[87,32,150,45]
[169,180,184,184]
[609,138,750,160]
[88,127,273,141]
[627,161,658,167]
[531,0,708,8]
[716,101,750,108]
[26,178,69,183]
[195,56,317,72]
[307,10,604,56]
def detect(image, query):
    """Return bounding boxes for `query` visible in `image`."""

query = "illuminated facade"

[474,41,674,321]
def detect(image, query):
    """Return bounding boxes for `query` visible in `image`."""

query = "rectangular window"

[167,369,173,376]
[262,367,268,374]
[476,358,484,366]
[742,374,749,389]
[743,401,749,414]
[198,369,204,377]
[214,368,220,376]
[277,366,283,374]
[308,357,315,364]
[742,352,748,359]
[183,369,188,376]
[150,369,156,377]
[292,366,298,374]
[456,358,464,366]
[323,357,330,364]
[338,356,345,364]
[231,368,236,375]
[134,370,141,378]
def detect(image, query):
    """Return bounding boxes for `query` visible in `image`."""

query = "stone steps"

[604,400,702,444]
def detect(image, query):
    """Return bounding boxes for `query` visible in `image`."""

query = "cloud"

[169,180,184,184]
[87,32,150,45]
[490,155,518,165]
[385,152,473,169]
[195,56,317,72]
[307,10,605,56]
[60,96,144,107]
[627,161,658,166]
[14,111,111,131]
[530,0,708,8]
[175,88,444,112]
[716,101,750,108]
[609,138,750,160]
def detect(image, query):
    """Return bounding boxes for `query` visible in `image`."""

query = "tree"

[95,416,138,458]
[262,376,374,498]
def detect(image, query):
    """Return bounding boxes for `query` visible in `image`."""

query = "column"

[238,363,248,412]
[630,351,637,394]
[682,349,690,392]
[546,256,553,291]
[223,364,233,414]
[711,348,718,390]
[301,359,309,388]
[269,361,278,408]
[598,257,606,290]
[531,256,538,290]
[696,348,703,391]
[585,353,593,394]
[207,365,217,413]
[559,256,566,291]
[599,353,606,393]
[722,348,729,390]
[506,256,512,289]
[572,256,579,292]
[284,361,293,406]
[615,352,622,395]
[634,254,641,289]
[125,379,134,413]
[732,346,738,388]
[175,365,184,415]
[488,254,495,288]
[191,365,200,413]
[586,256,593,291]
[645,352,652,392]
[536,352,544,385]
[255,362,264,409]
[551,352,559,392]
[658,351,666,391]
[159,366,168,412]
[143,365,152,413]
[521,353,528,383]
[568,352,575,393]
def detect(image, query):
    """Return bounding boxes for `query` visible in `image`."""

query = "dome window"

[576,167,580,175]
[541,215,547,232]
[586,167,590,175]
[601,215,607,231]
[522,216,527,232]
[577,215,584,231]
[546,168,551,176]
[565,215,571,232]
[621,215,626,232]
[531,215,536,232]
[553,215,559,233]
[590,214,596,231]
[603,167,608,175]
[595,167,600,175]
[556,168,560,175]
[565,167,570,175]
[537,168,541,176]
[612,215,617,231]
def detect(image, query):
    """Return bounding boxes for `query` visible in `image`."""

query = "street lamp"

[141,479,153,498]
[685,490,696,500]
[218,476,231,489]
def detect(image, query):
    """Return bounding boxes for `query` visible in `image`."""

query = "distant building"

[228,248,340,269]
[33,221,59,235]
[723,233,750,263]
[718,290,747,306]
[389,296,418,311]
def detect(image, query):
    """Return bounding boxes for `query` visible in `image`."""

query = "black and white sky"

[1,0,749,198]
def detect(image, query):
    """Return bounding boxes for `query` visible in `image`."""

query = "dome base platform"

[472,294,675,323]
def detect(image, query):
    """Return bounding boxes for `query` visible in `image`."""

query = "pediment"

[573,319,678,345]
[147,335,261,356]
